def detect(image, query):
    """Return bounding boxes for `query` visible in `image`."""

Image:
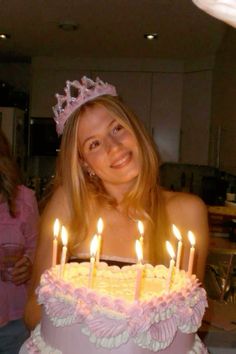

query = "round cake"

[21,262,208,353]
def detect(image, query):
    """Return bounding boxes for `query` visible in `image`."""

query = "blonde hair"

[0,129,21,217]
[51,95,170,263]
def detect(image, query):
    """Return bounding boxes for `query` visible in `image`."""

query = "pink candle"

[187,231,196,276]
[89,235,98,288]
[134,239,143,301]
[96,218,103,265]
[52,219,60,267]
[166,241,175,292]
[60,226,68,278]
[172,224,182,270]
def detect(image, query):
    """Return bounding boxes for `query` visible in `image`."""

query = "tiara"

[52,76,118,135]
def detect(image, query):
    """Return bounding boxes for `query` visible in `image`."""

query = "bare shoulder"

[162,190,207,218]
[162,190,209,281]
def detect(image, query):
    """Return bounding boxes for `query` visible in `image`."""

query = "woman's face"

[78,104,140,194]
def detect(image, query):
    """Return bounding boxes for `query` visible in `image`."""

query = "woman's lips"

[110,152,132,168]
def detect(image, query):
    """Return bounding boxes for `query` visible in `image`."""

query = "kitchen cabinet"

[150,73,183,162]
[180,70,212,165]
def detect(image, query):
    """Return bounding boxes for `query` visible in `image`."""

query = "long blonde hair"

[51,95,170,263]
[0,129,21,217]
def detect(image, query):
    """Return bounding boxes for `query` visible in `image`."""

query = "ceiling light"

[0,33,10,40]
[58,22,78,31]
[144,33,158,40]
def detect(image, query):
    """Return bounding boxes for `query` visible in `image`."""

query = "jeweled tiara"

[52,76,117,135]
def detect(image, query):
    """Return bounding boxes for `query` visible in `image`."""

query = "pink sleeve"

[20,186,39,263]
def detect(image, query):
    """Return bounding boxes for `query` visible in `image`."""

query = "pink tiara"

[52,76,117,135]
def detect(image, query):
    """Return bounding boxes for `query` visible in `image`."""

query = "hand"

[192,0,236,28]
[11,255,32,285]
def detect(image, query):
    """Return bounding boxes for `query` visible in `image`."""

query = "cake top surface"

[38,262,202,304]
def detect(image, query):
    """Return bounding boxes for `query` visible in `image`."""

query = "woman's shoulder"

[161,189,207,215]
[17,185,37,205]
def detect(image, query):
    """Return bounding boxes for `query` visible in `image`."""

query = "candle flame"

[90,234,99,257]
[188,231,196,246]
[172,224,182,241]
[53,219,60,238]
[61,226,68,246]
[97,218,104,234]
[166,241,175,259]
[137,220,144,235]
[135,239,143,262]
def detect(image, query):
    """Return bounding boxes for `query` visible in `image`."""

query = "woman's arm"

[165,191,209,282]
[24,186,70,330]
[12,187,39,285]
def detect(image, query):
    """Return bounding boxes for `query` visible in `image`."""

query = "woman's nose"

[104,135,121,153]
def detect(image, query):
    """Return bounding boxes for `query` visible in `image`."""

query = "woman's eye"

[89,140,100,150]
[112,124,123,135]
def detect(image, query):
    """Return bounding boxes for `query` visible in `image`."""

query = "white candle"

[172,224,182,270]
[134,239,143,301]
[187,231,196,276]
[60,226,68,278]
[89,235,99,288]
[138,220,144,248]
[96,218,103,264]
[52,219,60,267]
[166,241,175,292]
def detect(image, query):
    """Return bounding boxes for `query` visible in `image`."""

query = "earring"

[82,160,96,178]
[87,168,96,178]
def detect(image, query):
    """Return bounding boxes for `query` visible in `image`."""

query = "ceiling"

[0,0,231,62]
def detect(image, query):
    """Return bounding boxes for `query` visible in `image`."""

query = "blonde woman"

[24,77,209,330]
[0,129,39,353]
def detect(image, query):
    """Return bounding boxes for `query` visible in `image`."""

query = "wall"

[180,70,212,165]
[211,28,236,175]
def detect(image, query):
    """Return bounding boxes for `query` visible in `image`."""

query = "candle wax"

[134,263,143,301]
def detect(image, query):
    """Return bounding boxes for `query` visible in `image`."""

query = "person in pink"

[0,129,39,353]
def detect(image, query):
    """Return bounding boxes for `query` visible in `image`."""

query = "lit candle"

[52,219,60,267]
[172,224,182,270]
[89,235,99,288]
[96,218,103,264]
[138,220,144,248]
[134,239,143,301]
[187,231,196,276]
[60,226,68,278]
[166,241,175,292]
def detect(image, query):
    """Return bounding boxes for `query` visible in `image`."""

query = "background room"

[0,1,236,352]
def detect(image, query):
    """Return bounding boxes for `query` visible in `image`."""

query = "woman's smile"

[110,151,132,169]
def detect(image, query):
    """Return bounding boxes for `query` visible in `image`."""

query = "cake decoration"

[22,262,208,353]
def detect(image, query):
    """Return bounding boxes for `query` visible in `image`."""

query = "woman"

[24,77,209,330]
[0,129,39,353]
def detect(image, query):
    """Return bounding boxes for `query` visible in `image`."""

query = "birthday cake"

[21,262,208,353]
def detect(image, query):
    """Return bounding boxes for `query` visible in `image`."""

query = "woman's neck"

[102,179,136,204]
